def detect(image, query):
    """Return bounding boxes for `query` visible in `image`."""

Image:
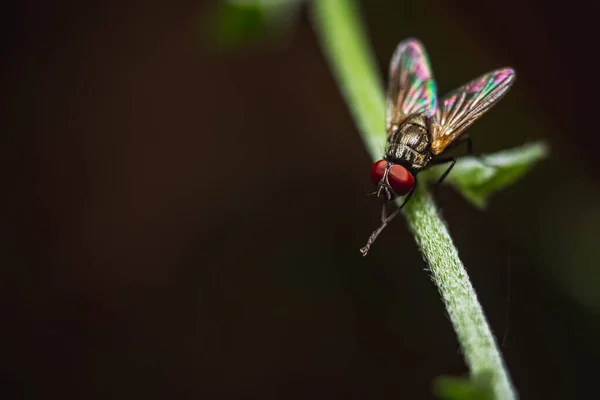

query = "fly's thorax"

[385,114,432,170]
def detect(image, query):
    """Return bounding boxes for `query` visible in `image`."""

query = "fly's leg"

[395,183,417,210]
[444,134,473,155]
[447,134,496,169]
[429,133,501,194]
[429,157,457,196]
[380,201,388,222]
[360,177,418,256]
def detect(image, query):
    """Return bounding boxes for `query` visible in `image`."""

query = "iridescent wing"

[386,39,437,136]
[430,68,516,155]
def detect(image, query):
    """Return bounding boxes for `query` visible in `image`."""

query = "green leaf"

[426,141,549,208]
[433,373,495,400]
[207,0,302,48]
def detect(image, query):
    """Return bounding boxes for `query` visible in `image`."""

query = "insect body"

[361,39,516,256]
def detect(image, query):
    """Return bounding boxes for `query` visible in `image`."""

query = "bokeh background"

[3,0,600,398]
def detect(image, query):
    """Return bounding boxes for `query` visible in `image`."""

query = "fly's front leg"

[380,202,388,222]
[360,205,402,256]
[360,176,418,256]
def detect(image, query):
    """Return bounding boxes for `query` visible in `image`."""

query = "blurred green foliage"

[211,2,270,47]
[433,373,494,400]
[208,0,301,48]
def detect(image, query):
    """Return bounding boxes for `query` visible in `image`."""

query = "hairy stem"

[310,1,517,399]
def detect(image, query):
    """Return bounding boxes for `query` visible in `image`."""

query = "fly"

[361,38,515,256]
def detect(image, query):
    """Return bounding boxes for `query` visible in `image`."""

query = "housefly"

[361,38,515,256]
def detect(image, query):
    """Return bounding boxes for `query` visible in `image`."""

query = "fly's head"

[369,160,415,200]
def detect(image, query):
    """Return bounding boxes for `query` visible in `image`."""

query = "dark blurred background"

[3,0,600,399]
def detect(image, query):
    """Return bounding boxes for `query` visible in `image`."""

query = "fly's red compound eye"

[370,160,388,185]
[387,164,415,195]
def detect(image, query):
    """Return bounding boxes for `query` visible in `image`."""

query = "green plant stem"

[310,1,517,399]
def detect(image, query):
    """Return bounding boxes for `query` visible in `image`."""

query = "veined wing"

[386,38,437,136]
[430,68,515,155]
